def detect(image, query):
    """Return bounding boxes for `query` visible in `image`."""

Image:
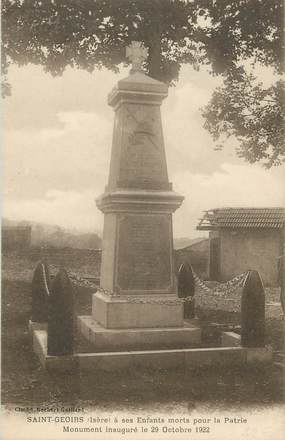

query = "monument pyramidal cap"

[79,42,201,349]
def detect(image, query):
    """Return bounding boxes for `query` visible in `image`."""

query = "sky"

[3,62,284,238]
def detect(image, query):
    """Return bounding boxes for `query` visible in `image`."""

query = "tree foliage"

[198,0,284,166]
[2,0,201,84]
[203,73,285,167]
[196,0,283,75]
[2,0,284,166]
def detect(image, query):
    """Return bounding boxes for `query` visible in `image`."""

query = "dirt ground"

[1,253,285,411]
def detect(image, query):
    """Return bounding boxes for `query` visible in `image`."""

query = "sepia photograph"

[1,1,284,439]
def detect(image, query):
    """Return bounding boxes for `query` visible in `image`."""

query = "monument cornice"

[96,189,184,214]
[108,88,168,108]
[108,71,168,108]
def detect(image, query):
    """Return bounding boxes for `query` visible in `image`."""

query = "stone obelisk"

[94,42,184,329]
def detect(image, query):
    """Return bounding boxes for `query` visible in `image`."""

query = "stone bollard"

[31,262,51,323]
[47,268,74,356]
[178,262,195,319]
[241,270,265,347]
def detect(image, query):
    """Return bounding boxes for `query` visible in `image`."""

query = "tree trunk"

[148,28,162,80]
[147,2,162,81]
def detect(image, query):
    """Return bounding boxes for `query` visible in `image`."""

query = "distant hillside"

[174,237,207,250]
[2,218,102,249]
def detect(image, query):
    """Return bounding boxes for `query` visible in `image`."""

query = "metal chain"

[69,271,195,306]
[68,271,114,297]
[47,264,101,292]
[120,295,194,306]
[192,270,248,297]
[47,264,246,304]
[48,264,194,306]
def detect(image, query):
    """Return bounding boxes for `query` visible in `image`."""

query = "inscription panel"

[119,105,169,190]
[116,214,172,292]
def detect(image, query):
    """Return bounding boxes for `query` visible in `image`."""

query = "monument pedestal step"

[78,315,201,351]
[32,329,273,372]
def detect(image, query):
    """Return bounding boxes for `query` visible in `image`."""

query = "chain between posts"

[49,265,193,306]
[192,270,248,297]
[48,265,247,305]
[67,271,193,306]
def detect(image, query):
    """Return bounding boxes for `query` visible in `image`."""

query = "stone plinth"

[78,315,201,351]
[32,328,272,372]
[93,292,183,329]
[93,68,184,330]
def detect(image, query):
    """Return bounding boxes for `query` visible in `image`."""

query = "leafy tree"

[203,72,285,167]
[2,0,201,85]
[2,0,284,165]
[198,0,284,167]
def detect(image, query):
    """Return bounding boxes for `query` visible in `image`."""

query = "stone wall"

[2,226,32,251]
[220,229,282,287]
[19,232,283,288]
[28,244,208,280]
[28,247,102,276]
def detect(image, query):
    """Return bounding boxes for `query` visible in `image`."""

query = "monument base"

[78,315,201,351]
[32,329,273,372]
[92,292,184,329]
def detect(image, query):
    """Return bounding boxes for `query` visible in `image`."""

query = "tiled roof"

[197,207,285,230]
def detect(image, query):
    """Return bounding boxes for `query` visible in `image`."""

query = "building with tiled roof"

[197,207,285,230]
[197,207,285,286]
